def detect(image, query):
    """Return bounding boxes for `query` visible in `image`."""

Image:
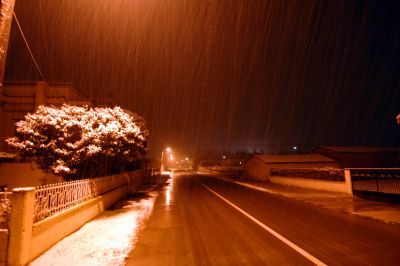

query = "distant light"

[165,147,172,153]
[169,154,174,160]
[293,146,298,150]
[222,155,226,159]
[239,161,242,165]
[185,157,189,161]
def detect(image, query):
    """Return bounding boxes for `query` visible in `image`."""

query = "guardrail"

[350,168,400,195]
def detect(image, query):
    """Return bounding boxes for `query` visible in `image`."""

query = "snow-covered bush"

[6,105,149,179]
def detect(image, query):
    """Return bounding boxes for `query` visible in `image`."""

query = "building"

[313,146,400,168]
[0,80,90,150]
[0,80,112,151]
[0,153,63,189]
[244,154,340,182]
[0,80,112,188]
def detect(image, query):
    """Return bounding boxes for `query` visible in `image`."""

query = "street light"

[161,146,172,172]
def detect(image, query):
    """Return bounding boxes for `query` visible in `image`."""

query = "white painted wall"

[7,171,149,265]
[29,186,129,262]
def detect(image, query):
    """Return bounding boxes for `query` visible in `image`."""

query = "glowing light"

[185,157,189,161]
[161,171,172,175]
[222,155,226,159]
[165,147,172,153]
[166,173,173,206]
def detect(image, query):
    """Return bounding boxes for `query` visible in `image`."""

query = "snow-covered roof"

[251,154,337,164]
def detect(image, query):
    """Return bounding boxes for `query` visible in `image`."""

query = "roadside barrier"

[3,169,153,266]
[350,168,400,195]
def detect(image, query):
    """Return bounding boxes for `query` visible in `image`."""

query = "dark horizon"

[5,0,400,158]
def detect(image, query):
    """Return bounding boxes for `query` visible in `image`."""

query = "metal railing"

[351,169,400,195]
[270,168,345,182]
[34,174,128,222]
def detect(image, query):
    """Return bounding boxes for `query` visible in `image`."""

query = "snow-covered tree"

[7,105,149,179]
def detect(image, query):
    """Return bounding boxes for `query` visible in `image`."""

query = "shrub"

[7,104,149,179]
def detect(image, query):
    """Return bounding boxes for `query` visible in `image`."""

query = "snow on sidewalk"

[30,191,158,266]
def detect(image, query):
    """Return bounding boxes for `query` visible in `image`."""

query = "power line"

[38,0,54,78]
[13,11,45,80]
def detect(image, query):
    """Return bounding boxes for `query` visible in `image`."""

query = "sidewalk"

[29,189,159,266]
[201,171,400,225]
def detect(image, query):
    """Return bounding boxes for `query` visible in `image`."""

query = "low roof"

[250,154,337,164]
[316,146,400,153]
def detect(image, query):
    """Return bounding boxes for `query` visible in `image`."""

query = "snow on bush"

[7,105,149,179]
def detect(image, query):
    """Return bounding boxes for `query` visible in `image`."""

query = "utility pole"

[0,0,16,90]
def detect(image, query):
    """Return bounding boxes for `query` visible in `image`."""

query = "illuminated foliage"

[7,105,149,179]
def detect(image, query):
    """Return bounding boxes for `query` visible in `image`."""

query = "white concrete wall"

[269,176,349,194]
[29,186,129,262]
[244,158,269,182]
[7,170,149,265]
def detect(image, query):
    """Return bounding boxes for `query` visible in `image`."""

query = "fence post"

[8,187,35,266]
[344,169,353,195]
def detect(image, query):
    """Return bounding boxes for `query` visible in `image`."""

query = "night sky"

[5,0,400,158]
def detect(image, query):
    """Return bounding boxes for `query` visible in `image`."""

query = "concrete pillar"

[8,187,35,266]
[344,169,353,195]
[35,80,48,110]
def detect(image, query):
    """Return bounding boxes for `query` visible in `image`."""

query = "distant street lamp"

[161,146,172,172]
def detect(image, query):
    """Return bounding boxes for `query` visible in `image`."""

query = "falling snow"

[5,1,400,156]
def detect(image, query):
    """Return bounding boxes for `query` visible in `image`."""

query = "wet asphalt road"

[127,172,400,265]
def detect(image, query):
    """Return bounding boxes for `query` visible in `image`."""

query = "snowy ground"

[30,190,158,266]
